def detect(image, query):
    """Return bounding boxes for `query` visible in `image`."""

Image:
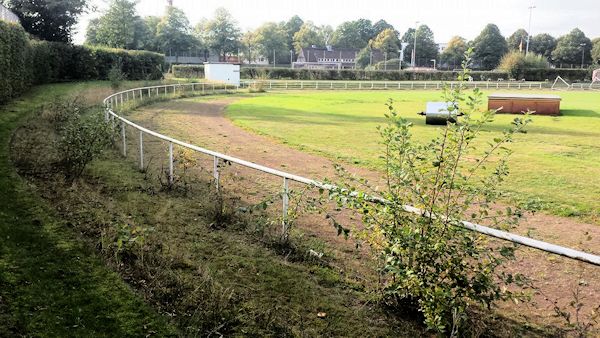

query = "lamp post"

[411,21,419,68]
[431,59,436,69]
[290,50,293,68]
[400,42,409,70]
[526,5,536,55]
[580,43,586,68]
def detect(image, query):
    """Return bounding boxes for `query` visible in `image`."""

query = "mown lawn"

[226,90,600,222]
[0,82,178,336]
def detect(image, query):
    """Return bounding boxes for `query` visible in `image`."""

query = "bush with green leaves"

[329,50,531,334]
[108,63,126,90]
[498,51,549,79]
[57,103,115,182]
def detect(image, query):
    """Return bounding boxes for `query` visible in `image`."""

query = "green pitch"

[226,90,600,222]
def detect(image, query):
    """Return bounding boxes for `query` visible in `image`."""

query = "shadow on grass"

[559,109,600,118]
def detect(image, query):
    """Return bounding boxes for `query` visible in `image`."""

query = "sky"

[74,0,600,44]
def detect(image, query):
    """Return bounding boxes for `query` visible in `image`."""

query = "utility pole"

[526,5,536,55]
[411,21,419,68]
[384,52,387,71]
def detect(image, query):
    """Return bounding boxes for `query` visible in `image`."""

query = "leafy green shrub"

[498,51,549,79]
[329,50,531,334]
[57,102,115,182]
[108,63,126,90]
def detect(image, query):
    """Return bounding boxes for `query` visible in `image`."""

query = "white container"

[204,63,240,86]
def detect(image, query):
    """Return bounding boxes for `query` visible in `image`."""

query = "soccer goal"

[551,75,572,90]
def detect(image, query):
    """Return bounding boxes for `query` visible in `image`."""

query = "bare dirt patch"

[128,97,600,333]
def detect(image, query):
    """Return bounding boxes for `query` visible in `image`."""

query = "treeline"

[173,64,591,82]
[85,1,600,71]
[0,21,164,104]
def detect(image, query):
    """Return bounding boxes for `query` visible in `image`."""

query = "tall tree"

[204,7,242,61]
[284,15,304,55]
[156,6,198,56]
[506,28,528,51]
[88,0,140,49]
[530,33,557,60]
[254,22,288,64]
[370,28,400,59]
[440,36,467,69]
[355,47,372,69]
[85,18,100,45]
[330,19,374,49]
[292,22,324,53]
[372,19,396,39]
[401,24,439,67]
[240,30,257,63]
[551,28,592,65]
[592,38,600,65]
[4,0,88,42]
[471,24,508,69]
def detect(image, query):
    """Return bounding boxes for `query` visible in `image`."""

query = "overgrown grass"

[0,82,178,336]
[4,83,428,335]
[225,90,600,223]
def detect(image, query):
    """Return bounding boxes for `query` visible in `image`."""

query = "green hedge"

[0,21,165,103]
[173,64,593,82]
[172,64,204,78]
[0,20,30,102]
[517,68,590,82]
[239,68,510,82]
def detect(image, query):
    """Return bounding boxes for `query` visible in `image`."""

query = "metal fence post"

[139,131,144,171]
[121,122,127,157]
[282,177,289,237]
[213,156,220,190]
[168,142,174,184]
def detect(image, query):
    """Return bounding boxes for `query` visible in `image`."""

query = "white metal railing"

[238,80,600,91]
[103,82,600,266]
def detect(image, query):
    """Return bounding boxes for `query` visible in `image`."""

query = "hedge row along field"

[172,64,592,82]
[0,21,165,104]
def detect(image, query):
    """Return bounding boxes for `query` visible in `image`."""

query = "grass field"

[226,90,600,222]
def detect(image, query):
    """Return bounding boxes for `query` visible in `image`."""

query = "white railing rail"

[237,80,600,91]
[103,82,600,266]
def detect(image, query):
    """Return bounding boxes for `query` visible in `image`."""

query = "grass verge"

[0,82,178,336]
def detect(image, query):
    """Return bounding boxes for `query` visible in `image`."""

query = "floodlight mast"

[526,5,536,55]
[411,21,419,67]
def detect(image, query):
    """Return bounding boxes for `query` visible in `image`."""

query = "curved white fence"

[103,82,600,266]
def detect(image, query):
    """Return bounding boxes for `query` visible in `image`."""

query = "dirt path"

[129,97,600,330]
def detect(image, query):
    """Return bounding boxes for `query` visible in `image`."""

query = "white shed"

[204,63,240,86]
